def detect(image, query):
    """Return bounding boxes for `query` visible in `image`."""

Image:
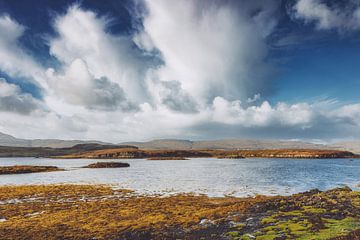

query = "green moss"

[258,217,360,240]
[238,234,254,240]
[302,206,326,214]
[256,234,277,240]
[281,210,304,217]
[297,217,360,240]
[235,223,246,230]
[261,215,277,224]
[256,219,313,239]
[226,231,241,239]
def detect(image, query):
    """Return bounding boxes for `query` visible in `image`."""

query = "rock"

[246,233,256,239]
[199,219,215,227]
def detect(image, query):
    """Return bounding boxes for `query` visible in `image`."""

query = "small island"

[83,162,130,168]
[0,165,63,175]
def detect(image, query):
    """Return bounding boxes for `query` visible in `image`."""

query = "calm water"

[0,158,359,197]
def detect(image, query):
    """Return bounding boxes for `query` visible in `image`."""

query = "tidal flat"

[0,184,359,239]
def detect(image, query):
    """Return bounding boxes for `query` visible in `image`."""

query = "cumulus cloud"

[49,5,152,104]
[293,0,360,31]
[136,0,278,106]
[210,97,314,127]
[46,59,137,111]
[0,78,43,115]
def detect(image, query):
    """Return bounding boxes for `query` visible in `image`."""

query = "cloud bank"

[0,1,359,142]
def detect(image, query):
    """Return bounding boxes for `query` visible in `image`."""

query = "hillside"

[1,131,360,153]
[0,132,108,148]
[0,144,136,158]
[122,139,331,150]
[329,141,360,154]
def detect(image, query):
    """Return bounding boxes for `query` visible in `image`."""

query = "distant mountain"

[329,141,360,154]
[0,131,108,148]
[0,143,135,158]
[123,139,194,150]
[122,139,332,150]
[0,132,29,147]
[1,131,359,153]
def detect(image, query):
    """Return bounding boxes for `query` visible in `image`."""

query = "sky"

[0,0,360,143]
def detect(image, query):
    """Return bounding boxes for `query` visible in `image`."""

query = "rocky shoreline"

[0,184,358,239]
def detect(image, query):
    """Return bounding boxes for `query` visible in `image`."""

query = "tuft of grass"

[261,215,277,224]
[302,206,326,214]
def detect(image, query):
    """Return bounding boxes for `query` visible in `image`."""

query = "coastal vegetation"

[0,165,63,175]
[0,184,358,239]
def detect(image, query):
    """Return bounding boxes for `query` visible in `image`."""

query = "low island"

[0,165,63,175]
[83,162,130,168]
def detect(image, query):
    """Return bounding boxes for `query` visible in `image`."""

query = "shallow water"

[0,157,359,197]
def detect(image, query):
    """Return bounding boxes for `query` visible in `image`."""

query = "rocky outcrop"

[83,162,130,168]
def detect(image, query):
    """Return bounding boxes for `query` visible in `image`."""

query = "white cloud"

[136,0,277,107]
[49,5,152,104]
[293,0,360,31]
[0,78,44,115]
[46,59,137,111]
[210,97,313,127]
[0,15,47,89]
[0,2,360,142]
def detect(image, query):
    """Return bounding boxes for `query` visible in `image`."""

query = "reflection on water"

[0,158,359,197]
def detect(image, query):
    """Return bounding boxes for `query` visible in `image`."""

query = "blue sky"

[0,0,360,142]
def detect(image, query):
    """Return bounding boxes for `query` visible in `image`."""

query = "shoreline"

[0,184,359,239]
[57,148,358,159]
[0,144,358,159]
